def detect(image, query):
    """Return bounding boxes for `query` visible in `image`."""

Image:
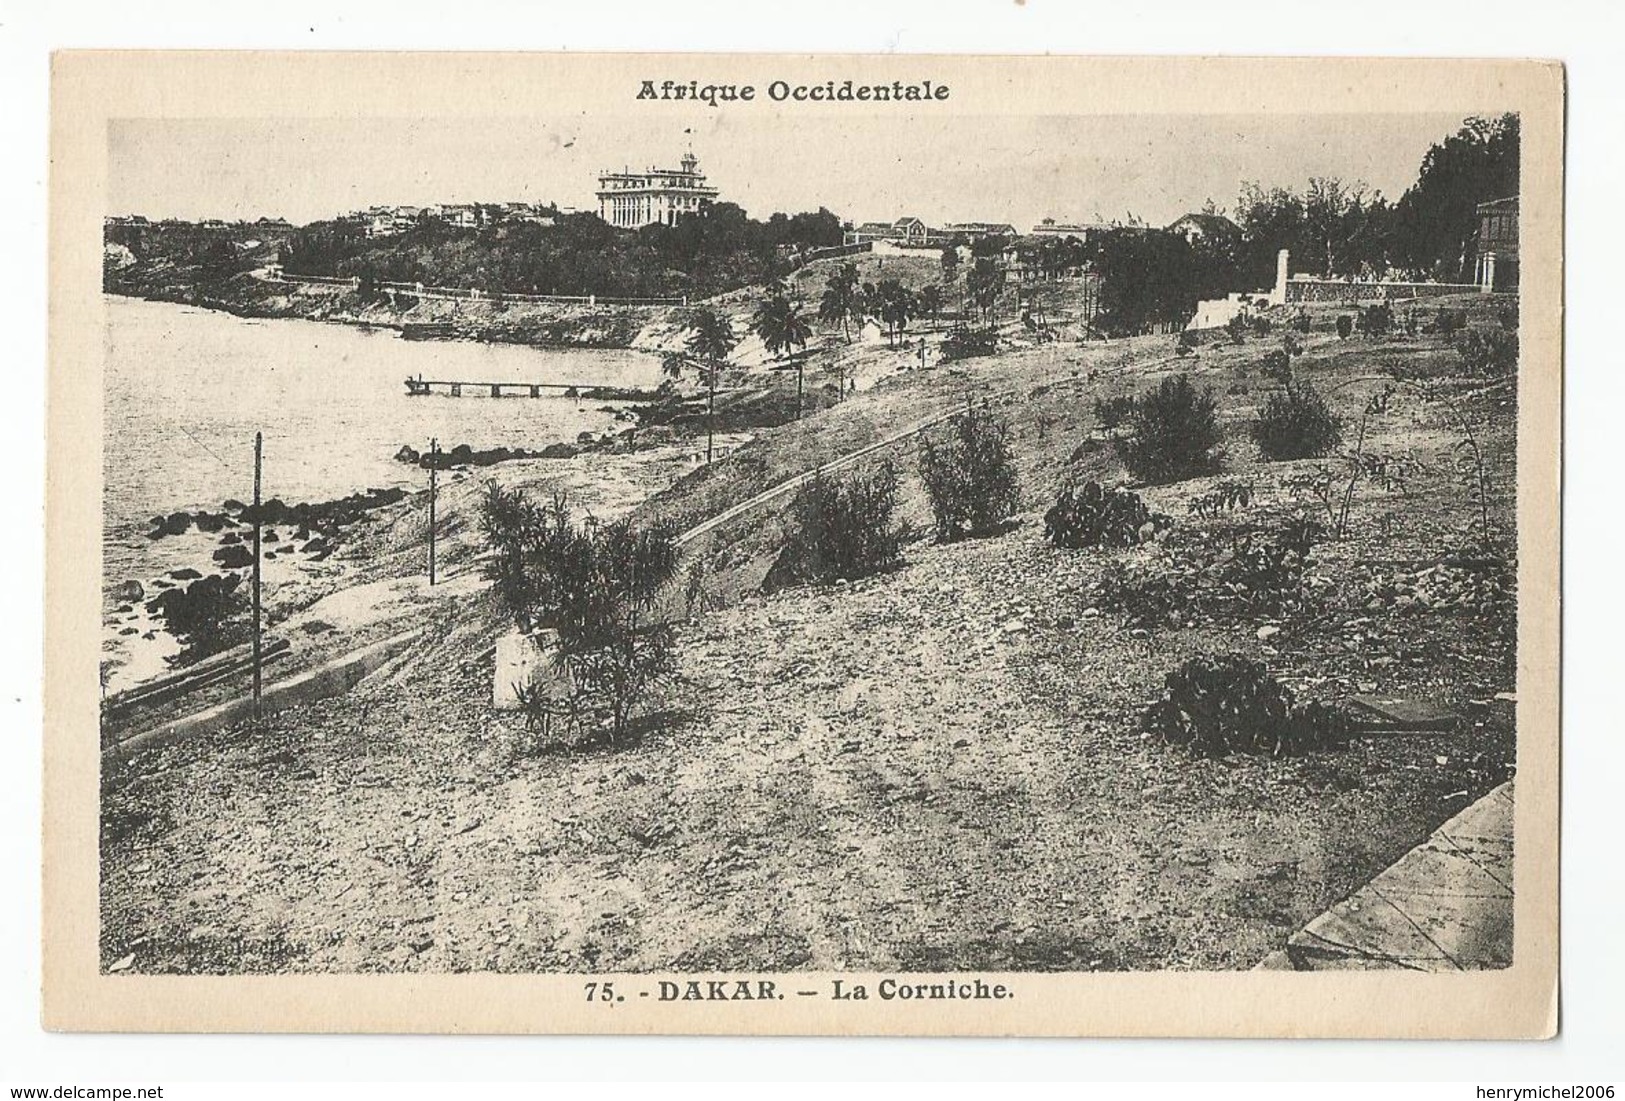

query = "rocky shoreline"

[105,269,672,353]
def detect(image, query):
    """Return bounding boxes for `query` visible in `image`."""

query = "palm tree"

[917,285,944,332]
[876,279,914,349]
[685,308,739,463]
[752,291,812,359]
[818,263,859,342]
[967,258,1006,326]
[752,290,813,418]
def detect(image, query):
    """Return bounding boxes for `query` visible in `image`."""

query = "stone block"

[493,629,566,711]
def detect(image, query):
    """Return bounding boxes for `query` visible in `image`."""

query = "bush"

[1088,519,1322,627]
[1290,310,1312,333]
[1188,481,1253,518]
[1044,481,1152,549]
[1225,313,1249,344]
[478,486,678,743]
[1117,374,1222,484]
[1336,315,1353,340]
[1358,303,1393,339]
[1458,328,1518,374]
[1425,307,1468,335]
[1092,394,1138,431]
[939,324,999,363]
[1140,653,1353,758]
[918,409,1021,542]
[784,463,903,584]
[1260,349,1293,384]
[1251,380,1343,461]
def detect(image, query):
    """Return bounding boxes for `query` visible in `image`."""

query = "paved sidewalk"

[1256,781,1513,971]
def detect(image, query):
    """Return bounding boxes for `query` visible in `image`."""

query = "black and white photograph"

[44,51,1563,1038]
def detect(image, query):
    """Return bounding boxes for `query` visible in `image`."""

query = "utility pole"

[795,359,804,421]
[428,437,438,586]
[706,368,716,464]
[252,431,263,723]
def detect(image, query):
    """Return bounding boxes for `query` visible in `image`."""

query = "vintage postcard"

[45,52,1562,1037]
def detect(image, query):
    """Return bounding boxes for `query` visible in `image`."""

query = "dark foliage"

[1252,380,1343,461]
[1390,113,1520,281]
[1336,314,1354,340]
[1140,653,1353,758]
[1044,481,1153,549]
[939,324,999,363]
[1092,394,1138,431]
[918,410,1021,543]
[283,203,843,301]
[1188,481,1254,518]
[478,485,679,743]
[784,464,903,584]
[1117,374,1223,484]
[1358,302,1394,339]
[1458,329,1518,375]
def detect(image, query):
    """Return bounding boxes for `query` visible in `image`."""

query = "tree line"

[280,203,844,301]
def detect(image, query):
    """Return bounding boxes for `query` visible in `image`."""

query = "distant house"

[1029,218,1095,239]
[1167,212,1241,245]
[942,221,1017,241]
[1030,216,1149,241]
[842,216,946,247]
[1473,196,1518,291]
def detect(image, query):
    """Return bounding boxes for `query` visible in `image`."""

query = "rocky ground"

[100,291,1521,975]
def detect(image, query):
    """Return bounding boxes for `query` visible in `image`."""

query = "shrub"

[1092,394,1137,431]
[1188,481,1253,518]
[1139,653,1352,758]
[784,463,903,584]
[1260,349,1293,384]
[1335,315,1353,340]
[1044,481,1152,549]
[1251,380,1343,461]
[1290,311,1312,334]
[1458,328,1518,375]
[1225,313,1249,344]
[918,409,1021,543]
[939,324,999,363]
[1117,374,1222,484]
[1425,307,1468,335]
[1358,303,1394,339]
[478,486,679,743]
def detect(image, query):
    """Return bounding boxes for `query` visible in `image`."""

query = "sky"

[108,112,1475,229]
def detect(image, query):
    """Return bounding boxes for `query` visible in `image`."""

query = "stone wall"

[1284,279,1481,304]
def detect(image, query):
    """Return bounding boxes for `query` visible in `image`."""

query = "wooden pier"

[403,376,653,399]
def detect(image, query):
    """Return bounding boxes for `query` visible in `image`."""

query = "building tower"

[596,151,720,229]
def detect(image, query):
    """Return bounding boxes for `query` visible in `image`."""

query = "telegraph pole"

[706,370,716,465]
[428,438,438,586]
[252,431,263,723]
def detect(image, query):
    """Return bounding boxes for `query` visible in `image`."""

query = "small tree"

[1252,379,1343,461]
[479,487,679,744]
[917,409,1021,542]
[686,307,739,462]
[752,289,813,359]
[1117,374,1222,484]
[783,464,902,584]
[818,262,860,342]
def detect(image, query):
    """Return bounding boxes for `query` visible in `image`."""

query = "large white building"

[596,152,719,228]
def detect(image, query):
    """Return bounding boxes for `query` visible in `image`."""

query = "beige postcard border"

[45,51,1563,1037]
